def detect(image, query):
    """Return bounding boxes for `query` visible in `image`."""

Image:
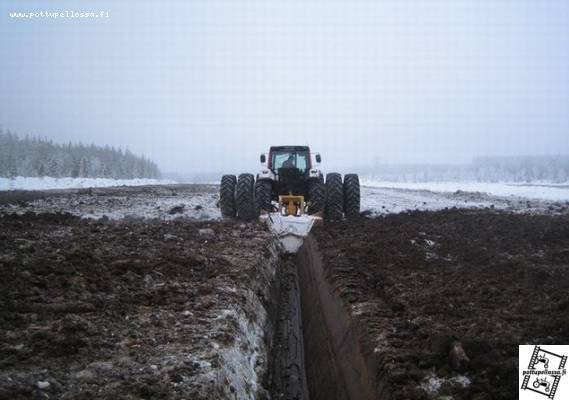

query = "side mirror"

[315,154,322,163]
[260,154,266,163]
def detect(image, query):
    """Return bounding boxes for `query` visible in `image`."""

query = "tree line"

[0,131,161,179]
[472,156,568,183]
[367,155,569,183]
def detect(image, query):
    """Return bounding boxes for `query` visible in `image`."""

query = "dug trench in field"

[268,256,311,399]
[266,215,373,400]
[297,235,377,400]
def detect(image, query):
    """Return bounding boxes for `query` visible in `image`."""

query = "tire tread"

[220,175,236,217]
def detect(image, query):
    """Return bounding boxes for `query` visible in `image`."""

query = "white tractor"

[219,146,360,251]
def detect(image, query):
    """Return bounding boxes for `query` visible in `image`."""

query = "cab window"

[272,152,308,171]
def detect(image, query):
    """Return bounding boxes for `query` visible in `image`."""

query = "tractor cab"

[258,146,322,201]
[260,146,320,177]
[267,146,311,174]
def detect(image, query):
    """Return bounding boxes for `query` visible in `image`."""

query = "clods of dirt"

[0,213,280,400]
[313,209,569,400]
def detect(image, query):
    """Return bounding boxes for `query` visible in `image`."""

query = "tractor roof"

[269,146,309,152]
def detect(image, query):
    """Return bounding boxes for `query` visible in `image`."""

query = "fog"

[1,0,568,175]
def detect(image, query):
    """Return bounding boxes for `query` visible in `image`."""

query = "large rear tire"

[220,175,236,218]
[343,174,360,219]
[255,178,272,214]
[236,173,256,221]
[308,178,325,215]
[325,172,344,221]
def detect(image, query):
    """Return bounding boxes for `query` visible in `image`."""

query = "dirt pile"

[312,209,569,400]
[0,213,279,400]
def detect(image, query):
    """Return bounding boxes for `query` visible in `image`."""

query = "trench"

[268,235,377,400]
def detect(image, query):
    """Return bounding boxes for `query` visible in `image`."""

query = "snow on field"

[0,176,176,191]
[1,182,567,221]
[361,179,569,201]
[361,187,491,215]
[0,185,221,221]
[361,185,569,216]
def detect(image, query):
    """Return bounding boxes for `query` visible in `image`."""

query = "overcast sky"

[1,0,568,173]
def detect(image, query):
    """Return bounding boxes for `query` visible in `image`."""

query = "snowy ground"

[360,180,569,216]
[361,186,569,216]
[361,179,569,201]
[1,181,568,220]
[0,176,175,191]
[0,185,221,220]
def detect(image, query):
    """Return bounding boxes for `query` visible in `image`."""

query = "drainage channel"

[268,235,377,400]
[268,255,310,399]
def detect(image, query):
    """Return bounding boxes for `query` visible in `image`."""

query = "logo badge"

[520,345,568,399]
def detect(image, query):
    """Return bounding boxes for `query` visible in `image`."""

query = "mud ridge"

[0,214,282,400]
[310,209,569,400]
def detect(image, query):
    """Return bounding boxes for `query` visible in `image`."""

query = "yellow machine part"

[278,195,305,216]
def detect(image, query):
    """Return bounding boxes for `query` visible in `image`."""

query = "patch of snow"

[0,176,176,191]
[451,375,472,387]
[361,186,492,216]
[361,180,569,201]
[420,372,471,395]
[214,302,266,398]
[351,301,384,317]
[361,185,569,216]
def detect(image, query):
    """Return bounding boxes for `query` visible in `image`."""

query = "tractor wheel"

[343,174,360,218]
[308,178,325,214]
[325,172,344,221]
[236,173,256,221]
[219,175,236,218]
[255,178,272,214]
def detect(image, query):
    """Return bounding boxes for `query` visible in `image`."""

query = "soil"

[0,212,279,400]
[3,185,569,400]
[312,209,569,400]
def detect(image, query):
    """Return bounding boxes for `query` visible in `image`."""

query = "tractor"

[533,378,551,392]
[534,354,549,370]
[219,146,360,222]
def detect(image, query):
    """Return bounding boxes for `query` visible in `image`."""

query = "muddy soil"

[312,210,569,400]
[0,212,279,400]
